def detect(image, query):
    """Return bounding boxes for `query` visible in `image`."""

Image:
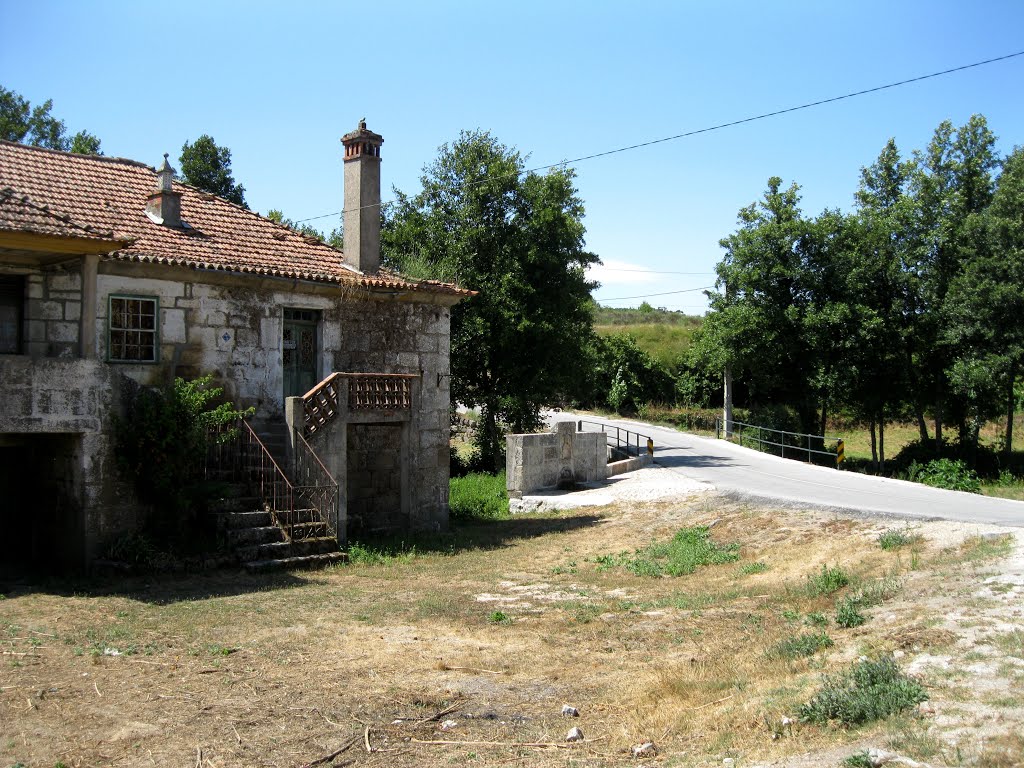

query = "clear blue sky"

[3,1,1023,313]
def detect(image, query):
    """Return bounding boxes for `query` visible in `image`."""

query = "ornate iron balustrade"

[301,372,418,437]
[206,419,337,544]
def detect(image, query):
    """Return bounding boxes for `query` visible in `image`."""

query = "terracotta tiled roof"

[0,140,470,298]
[0,187,123,242]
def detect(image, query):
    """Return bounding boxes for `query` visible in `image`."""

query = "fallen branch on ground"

[683,693,734,710]
[412,737,599,750]
[298,735,359,768]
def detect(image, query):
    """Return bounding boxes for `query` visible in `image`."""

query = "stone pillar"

[80,254,98,359]
[284,396,304,471]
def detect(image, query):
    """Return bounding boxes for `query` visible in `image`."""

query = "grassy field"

[594,307,702,370]
[2,497,1022,767]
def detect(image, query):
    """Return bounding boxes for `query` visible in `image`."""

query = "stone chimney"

[145,154,182,227]
[341,119,383,274]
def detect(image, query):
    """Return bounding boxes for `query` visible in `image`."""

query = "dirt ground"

[2,467,1023,768]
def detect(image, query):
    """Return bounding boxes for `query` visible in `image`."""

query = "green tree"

[709,177,821,432]
[944,145,1024,457]
[1,85,102,154]
[850,138,918,468]
[382,130,599,469]
[179,135,247,207]
[68,130,102,155]
[908,115,1000,445]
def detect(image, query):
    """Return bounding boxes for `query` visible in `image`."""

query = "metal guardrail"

[719,419,845,468]
[577,420,654,458]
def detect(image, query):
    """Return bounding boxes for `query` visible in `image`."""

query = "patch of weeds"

[207,644,237,656]
[841,751,873,768]
[449,472,509,521]
[551,560,577,575]
[976,731,1024,767]
[739,561,768,575]
[906,458,982,493]
[781,609,800,622]
[567,602,602,624]
[855,574,903,607]
[957,534,1013,562]
[799,655,927,726]
[878,528,922,551]
[593,552,627,572]
[805,565,850,597]
[347,541,419,566]
[600,525,739,578]
[835,597,866,628]
[886,717,964,764]
[487,611,512,625]
[742,613,764,629]
[985,694,1024,708]
[805,612,829,628]
[664,592,721,611]
[989,629,1024,658]
[416,594,463,621]
[75,625,140,657]
[767,632,833,661]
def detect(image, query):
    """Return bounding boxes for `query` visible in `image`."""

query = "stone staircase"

[212,420,344,572]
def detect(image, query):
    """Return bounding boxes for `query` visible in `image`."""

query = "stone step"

[217,510,274,529]
[225,525,284,547]
[244,551,348,573]
[214,496,265,514]
[234,536,338,563]
[253,537,339,560]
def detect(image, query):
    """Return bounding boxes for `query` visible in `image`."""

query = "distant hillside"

[594,306,703,369]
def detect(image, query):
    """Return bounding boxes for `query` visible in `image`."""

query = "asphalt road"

[553,413,1024,528]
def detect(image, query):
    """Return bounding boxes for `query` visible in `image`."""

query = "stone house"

[0,122,469,572]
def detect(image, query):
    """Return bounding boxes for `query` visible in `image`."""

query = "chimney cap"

[341,119,383,147]
[155,153,176,192]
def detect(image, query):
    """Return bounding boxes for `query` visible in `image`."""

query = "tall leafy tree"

[850,138,918,467]
[1,85,102,154]
[382,130,599,469]
[709,177,823,433]
[944,145,1024,457]
[909,115,1000,444]
[179,135,247,208]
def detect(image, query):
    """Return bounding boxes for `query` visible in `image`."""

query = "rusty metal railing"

[206,419,337,544]
[292,429,338,540]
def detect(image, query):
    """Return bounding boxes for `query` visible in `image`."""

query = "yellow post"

[647,438,654,456]
[836,439,845,468]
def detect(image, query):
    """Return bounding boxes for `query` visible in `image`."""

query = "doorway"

[282,309,319,398]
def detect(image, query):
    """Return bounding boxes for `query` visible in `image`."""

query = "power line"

[294,50,1024,224]
[591,268,715,275]
[597,286,714,301]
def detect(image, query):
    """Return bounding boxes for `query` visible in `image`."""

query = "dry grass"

[0,498,1020,767]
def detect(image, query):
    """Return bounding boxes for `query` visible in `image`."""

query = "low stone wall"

[608,454,651,477]
[505,422,609,498]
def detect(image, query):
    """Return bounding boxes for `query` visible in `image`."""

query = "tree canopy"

[382,130,600,468]
[699,114,1019,468]
[179,135,247,208]
[1,85,102,155]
